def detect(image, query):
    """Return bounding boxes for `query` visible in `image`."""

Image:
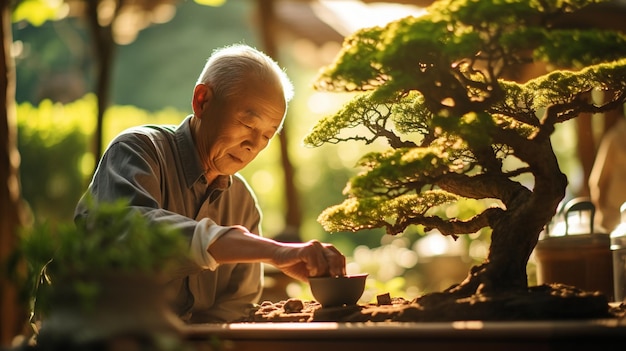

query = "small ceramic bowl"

[309,274,368,307]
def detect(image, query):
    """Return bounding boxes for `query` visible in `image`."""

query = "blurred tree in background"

[17,101,89,222]
[10,0,254,220]
[1,0,26,344]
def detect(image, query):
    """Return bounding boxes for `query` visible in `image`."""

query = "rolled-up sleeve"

[191,219,249,271]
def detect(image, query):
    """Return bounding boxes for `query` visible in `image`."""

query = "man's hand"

[208,229,346,282]
[272,240,346,282]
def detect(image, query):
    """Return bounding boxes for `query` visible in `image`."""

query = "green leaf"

[13,0,66,26]
[194,0,227,6]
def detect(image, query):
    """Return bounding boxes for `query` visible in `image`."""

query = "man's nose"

[244,131,267,152]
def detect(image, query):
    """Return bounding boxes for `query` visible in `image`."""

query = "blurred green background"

[12,0,584,301]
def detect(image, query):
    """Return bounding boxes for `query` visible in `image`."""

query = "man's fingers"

[323,244,346,277]
[305,240,328,277]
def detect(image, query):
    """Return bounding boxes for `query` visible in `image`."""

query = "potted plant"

[304,0,626,321]
[17,198,189,348]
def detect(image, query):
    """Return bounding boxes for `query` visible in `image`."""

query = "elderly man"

[75,44,346,323]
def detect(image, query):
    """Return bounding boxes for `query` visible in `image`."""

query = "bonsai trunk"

[428,138,569,302]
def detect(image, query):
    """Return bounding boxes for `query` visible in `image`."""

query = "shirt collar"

[175,115,232,190]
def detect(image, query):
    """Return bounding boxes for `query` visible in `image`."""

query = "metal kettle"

[534,197,613,299]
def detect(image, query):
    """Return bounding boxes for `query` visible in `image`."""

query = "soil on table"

[242,283,626,323]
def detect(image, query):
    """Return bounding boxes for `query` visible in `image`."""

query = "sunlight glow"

[194,0,226,6]
[313,0,427,36]
[305,91,351,119]
[346,262,361,275]
[286,282,305,299]
[468,239,488,260]
[452,321,485,330]
[396,249,418,268]
[229,322,340,330]
[307,92,335,114]
[415,231,466,257]
[150,4,177,24]
[336,143,363,168]
[416,233,448,256]
[251,170,276,195]
[296,164,321,188]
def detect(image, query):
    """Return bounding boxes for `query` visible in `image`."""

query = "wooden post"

[0,0,28,346]
[256,0,302,241]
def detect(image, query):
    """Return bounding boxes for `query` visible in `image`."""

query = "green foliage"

[535,30,626,69]
[315,0,626,103]
[18,198,188,314]
[319,190,459,234]
[315,26,387,93]
[194,0,227,5]
[17,98,94,223]
[63,198,187,275]
[16,95,185,224]
[521,59,626,112]
[303,91,438,150]
[305,0,626,238]
[349,146,464,198]
[12,0,66,26]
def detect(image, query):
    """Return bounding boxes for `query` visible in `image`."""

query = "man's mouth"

[229,154,244,163]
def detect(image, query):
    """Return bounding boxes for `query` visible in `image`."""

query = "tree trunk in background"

[576,112,594,197]
[257,0,302,241]
[85,0,116,171]
[0,1,27,346]
[576,91,622,198]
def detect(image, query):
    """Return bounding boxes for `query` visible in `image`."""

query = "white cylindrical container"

[610,203,626,303]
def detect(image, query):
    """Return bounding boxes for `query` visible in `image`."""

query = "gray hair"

[196,44,294,103]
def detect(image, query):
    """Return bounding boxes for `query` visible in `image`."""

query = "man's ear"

[192,83,212,117]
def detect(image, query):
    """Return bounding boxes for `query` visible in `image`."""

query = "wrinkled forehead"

[246,74,286,106]
[237,77,287,120]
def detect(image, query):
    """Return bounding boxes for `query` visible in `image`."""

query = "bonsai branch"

[416,207,504,237]
[435,172,517,203]
[532,87,625,141]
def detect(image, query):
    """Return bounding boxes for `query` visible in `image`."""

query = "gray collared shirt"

[75,115,263,323]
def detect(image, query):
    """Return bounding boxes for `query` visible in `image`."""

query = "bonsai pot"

[36,273,183,348]
[309,274,368,307]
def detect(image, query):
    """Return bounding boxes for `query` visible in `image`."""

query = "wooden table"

[183,318,626,351]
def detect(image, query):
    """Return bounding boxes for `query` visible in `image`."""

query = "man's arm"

[208,228,346,281]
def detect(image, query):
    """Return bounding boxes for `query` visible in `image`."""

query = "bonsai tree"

[304,0,626,318]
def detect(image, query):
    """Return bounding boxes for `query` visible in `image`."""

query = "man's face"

[194,78,286,178]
